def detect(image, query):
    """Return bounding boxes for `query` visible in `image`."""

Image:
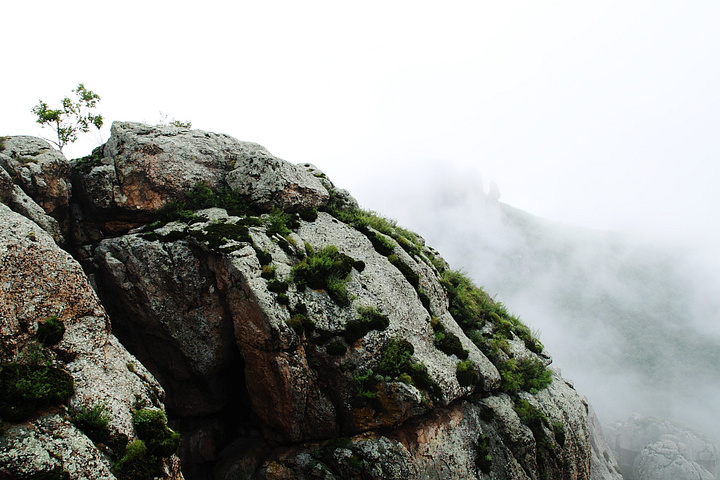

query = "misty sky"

[3,2,720,247]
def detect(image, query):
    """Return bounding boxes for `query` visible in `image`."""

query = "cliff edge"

[0,123,620,479]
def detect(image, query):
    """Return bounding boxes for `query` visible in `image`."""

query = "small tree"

[31,83,103,152]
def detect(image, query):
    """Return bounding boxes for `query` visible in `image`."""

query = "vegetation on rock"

[291,245,357,306]
[70,403,112,444]
[36,315,65,346]
[0,363,74,422]
[114,408,180,480]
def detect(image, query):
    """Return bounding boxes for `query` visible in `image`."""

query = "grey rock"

[226,154,329,212]
[606,414,718,480]
[7,184,64,242]
[634,435,715,480]
[0,136,71,220]
[588,406,624,480]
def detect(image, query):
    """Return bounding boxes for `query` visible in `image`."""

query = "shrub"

[37,315,65,346]
[286,315,306,335]
[378,338,414,378]
[353,368,378,400]
[475,433,493,474]
[367,231,396,256]
[261,264,276,279]
[499,357,552,395]
[203,221,251,246]
[266,209,293,236]
[299,208,318,222]
[326,340,347,356]
[159,183,252,221]
[70,403,111,444]
[131,408,181,458]
[255,248,273,266]
[0,363,74,422]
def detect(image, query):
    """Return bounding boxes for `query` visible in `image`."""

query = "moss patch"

[291,245,357,306]
[343,306,389,344]
[36,315,65,346]
[0,363,74,422]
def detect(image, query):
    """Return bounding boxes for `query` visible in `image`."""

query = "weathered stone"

[0,203,182,479]
[0,136,71,220]
[0,161,13,204]
[97,121,239,212]
[242,377,594,480]
[226,154,329,212]
[588,406,624,480]
[93,234,238,417]
[7,184,64,242]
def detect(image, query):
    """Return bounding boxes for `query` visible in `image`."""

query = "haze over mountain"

[347,162,720,443]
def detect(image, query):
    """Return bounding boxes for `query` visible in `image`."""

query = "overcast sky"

[3,1,720,245]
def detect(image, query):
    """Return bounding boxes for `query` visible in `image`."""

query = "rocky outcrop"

[1,122,622,479]
[589,406,624,480]
[0,136,71,243]
[606,414,718,480]
[0,203,182,479]
[72,122,328,238]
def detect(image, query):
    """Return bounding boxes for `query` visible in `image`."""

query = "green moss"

[70,403,111,444]
[343,306,389,344]
[36,315,65,346]
[0,363,74,422]
[113,439,153,480]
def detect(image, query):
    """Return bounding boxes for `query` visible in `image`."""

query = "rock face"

[0,203,182,479]
[1,122,621,479]
[606,414,718,480]
[0,136,71,243]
